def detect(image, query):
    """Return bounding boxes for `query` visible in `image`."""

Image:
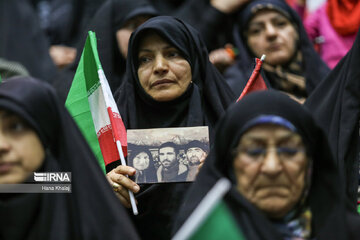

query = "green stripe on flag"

[358,204,360,214]
[173,178,246,240]
[65,31,105,173]
[190,201,245,240]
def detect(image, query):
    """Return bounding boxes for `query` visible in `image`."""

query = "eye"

[277,147,303,157]
[138,56,152,65]
[244,147,266,158]
[4,119,28,134]
[247,27,262,35]
[274,19,288,28]
[167,51,180,58]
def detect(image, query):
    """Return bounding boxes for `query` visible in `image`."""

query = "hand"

[106,165,140,208]
[196,153,208,177]
[210,0,250,14]
[49,45,76,69]
[209,44,236,73]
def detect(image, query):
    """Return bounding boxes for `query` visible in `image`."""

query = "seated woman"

[225,0,330,102]
[128,146,157,183]
[174,90,360,239]
[107,16,235,239]
[0,77,139,240]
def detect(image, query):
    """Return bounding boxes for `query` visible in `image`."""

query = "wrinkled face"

[137,33,192,102]
[133,152,150,171]
[116,15,151,58]
[186,147,205,166]
[246,10,298,66]
[233,124,307,219]
[159,146,177,169]
[0,110,45,184]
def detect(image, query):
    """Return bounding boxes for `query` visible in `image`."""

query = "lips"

[267,44,282,51]
[151,79,175,87]
[0,162,16,174]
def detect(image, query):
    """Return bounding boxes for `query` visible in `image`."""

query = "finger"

[109,172,140,193]
[114,165,137,176]
[115,191,131,208]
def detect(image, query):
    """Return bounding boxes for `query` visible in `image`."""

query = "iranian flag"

[65,31,127,173]
[173,178,246,240]
[237,55,267,102]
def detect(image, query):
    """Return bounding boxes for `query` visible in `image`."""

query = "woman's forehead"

[248,9,290,25]
[240,124,301,142]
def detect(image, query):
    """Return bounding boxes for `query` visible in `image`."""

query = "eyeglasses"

[237,146,305,161]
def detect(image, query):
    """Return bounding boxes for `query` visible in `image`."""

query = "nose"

[153,54,169,75]
[260,149,282,177]
[265,23,277,40]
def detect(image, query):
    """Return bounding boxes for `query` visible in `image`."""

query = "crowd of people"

[1,0,360,239]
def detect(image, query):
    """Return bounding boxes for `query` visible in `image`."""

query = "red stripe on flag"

[237,58,267,102]
[97,125,120,166]
[107,107,128,157]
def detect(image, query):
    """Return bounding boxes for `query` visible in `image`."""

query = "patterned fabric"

[0,58,29,79]
[274,208,312,240]
[262,52,307,99]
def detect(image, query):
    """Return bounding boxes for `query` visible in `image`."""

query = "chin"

[266,54,292,66]
[152,92,181,102]
[256,198,292,219]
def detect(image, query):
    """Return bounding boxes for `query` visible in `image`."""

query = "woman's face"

[116,15,151,58]
[133,152,150,171]
[246,10,298,66]
[0,110,45,184]
[233,124,307,219]
[137,33,192,102]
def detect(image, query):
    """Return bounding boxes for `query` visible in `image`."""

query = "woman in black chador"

[305,28,360,209]
[225,0,329,101]
[0,77,140,240]
[107,16,235,239]
[174,90,360,239]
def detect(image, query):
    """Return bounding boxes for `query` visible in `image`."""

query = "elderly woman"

[225,0,329,101]
[107,16,235,239]
[0,77,139,240]
[174,90,360,239]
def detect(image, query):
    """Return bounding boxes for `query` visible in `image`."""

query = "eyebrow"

[249,15,288,27]
[138,45,175,53]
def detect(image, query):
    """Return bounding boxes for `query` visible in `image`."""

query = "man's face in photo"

[186,147,205,166]
[159,146,177,169]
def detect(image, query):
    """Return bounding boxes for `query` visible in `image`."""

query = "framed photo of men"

[127,126,209,184]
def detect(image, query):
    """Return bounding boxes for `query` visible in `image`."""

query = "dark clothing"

[0,0,57,82]
[305,27,360,209]
[114,16,235,239]
[30,0,105,47]
[0,77,139,240]
[52,0,157,102]
[225,0,330,98]
[174,90,360,239]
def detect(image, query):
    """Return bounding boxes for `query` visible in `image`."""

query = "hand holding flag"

[66,31,138,215]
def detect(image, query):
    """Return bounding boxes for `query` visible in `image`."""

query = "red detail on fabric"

[107,107,128,157]
[237,58,267,102]
[327,0,360,36]
[98,125,120,166]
